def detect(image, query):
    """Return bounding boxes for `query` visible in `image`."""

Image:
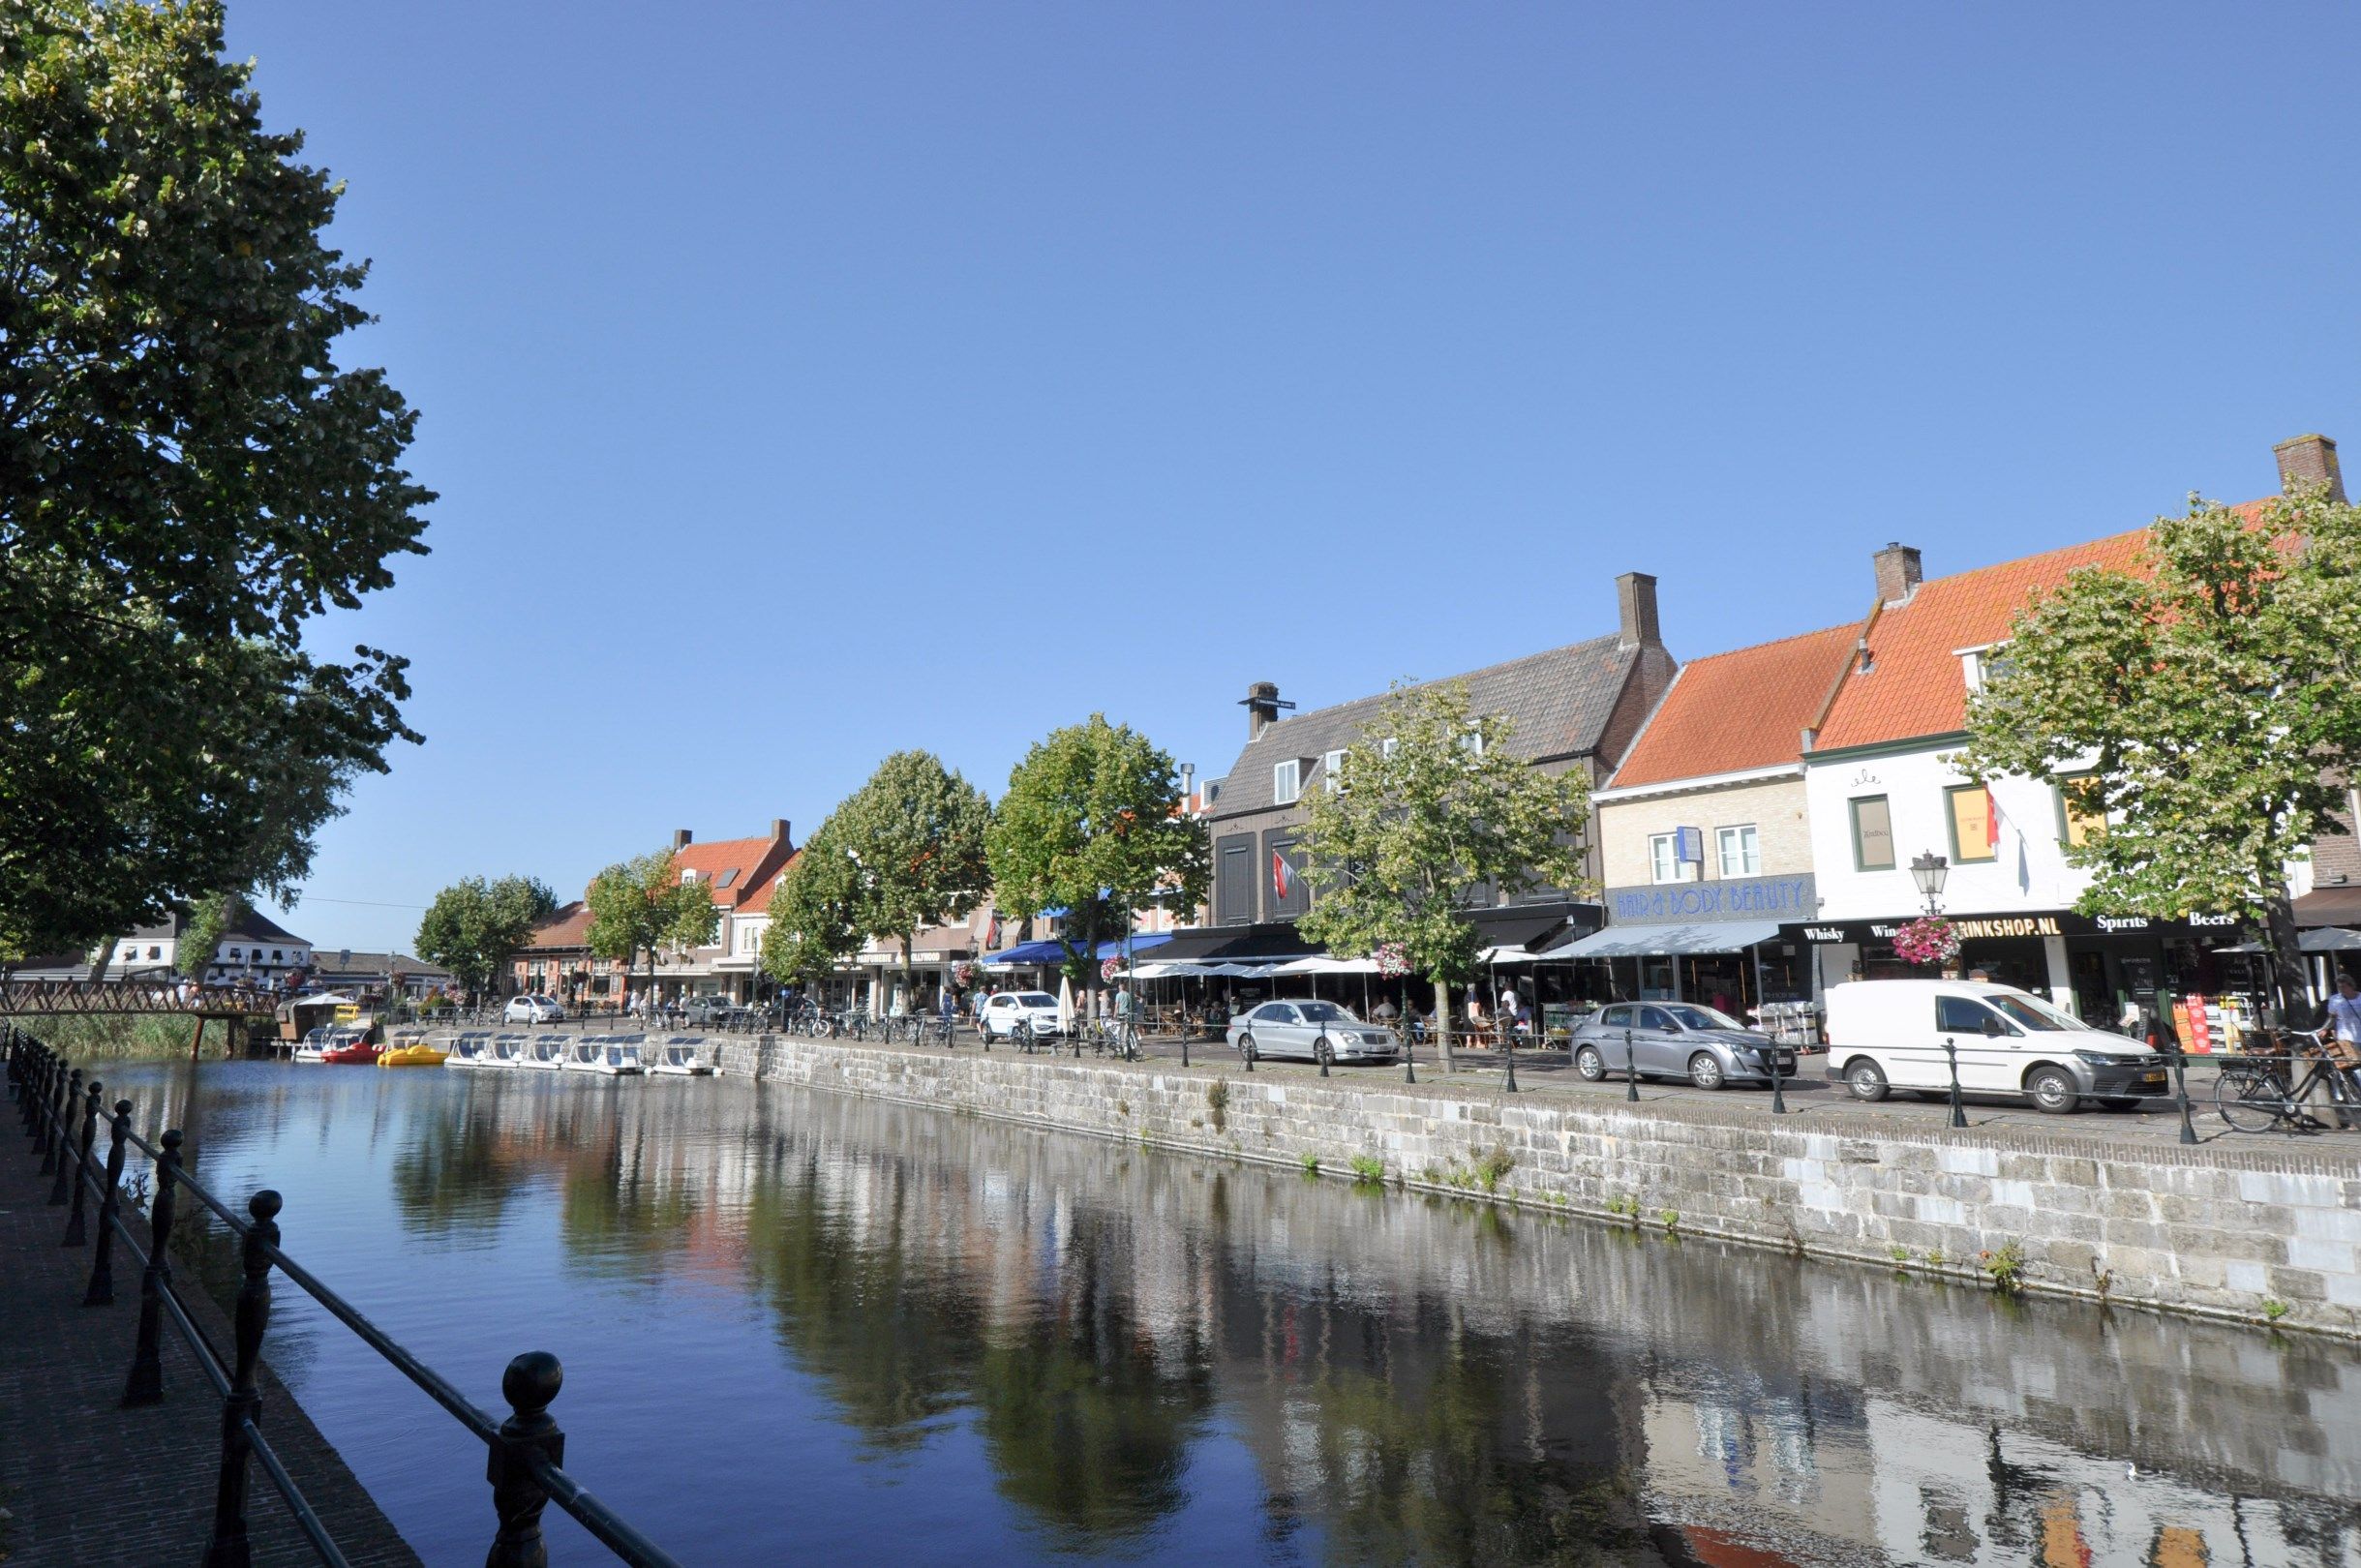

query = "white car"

[1823,980,2164,1114]
[978,990,1063,1040]
[503,994,567,1024]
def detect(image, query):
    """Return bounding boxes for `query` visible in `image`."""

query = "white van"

[1823,980,2166,1115]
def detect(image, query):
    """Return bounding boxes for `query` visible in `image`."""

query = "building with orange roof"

[1793,436,2342,1027]
[1570,618,1867,1012]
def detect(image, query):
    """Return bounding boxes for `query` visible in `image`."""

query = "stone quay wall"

[712,1035,2361,1337]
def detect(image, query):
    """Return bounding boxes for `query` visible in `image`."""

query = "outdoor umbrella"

[1056,975,1075,1033]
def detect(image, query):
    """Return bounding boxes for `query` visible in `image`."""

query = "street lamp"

[1909,852,1950,915]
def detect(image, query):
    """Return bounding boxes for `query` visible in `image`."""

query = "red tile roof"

[739,850,802,913]
[525,901,591,950]
[1611,621,1866,789]
[1810,527,2155,752]
[674,832,796,910]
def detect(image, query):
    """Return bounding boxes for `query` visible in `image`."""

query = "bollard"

[1502,1030,1518,1093]
[1403,1032,1415,1085]
[1180,1031,1190,1070]
[2171,1047,2198,1145]
[1243,1038,1255,1072]
[64,1080,99,1245]
[1769,1044,1788,1116]
[86,1101,132,1307]
[124,1129,184,1405]
[1943,1038,1967,1130]
[1624,1029,1640,1102]
[486,1352,567,1568]
[1318,1037,1331,1078]
[48,1069,80,1203]
[202,1191,282,1568]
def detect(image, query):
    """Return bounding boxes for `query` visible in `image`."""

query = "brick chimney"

[1615,572,1660,649]
[770,819,790,842]
[2274,433,2346,503]
[1872,542,1922,607]
[1243,681,1285,739]
[671,829,692,850]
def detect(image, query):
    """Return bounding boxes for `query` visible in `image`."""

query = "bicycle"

[2215,1028,2361,1132]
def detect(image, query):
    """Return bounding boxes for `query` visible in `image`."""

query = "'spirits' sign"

[1608,875,1816,924]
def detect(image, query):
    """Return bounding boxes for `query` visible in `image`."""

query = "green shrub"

[1348,1154,1385,1185]
[1980,1241,2027,1294]
[1474,1145,1516,1194]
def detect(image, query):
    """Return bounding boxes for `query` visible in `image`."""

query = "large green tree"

[583,849,718,1003]
[760,833,860,991]
[988,715,1207,1009]
[0,2,431,957]
[824,751,993,1009]
[1295,681,1592,1070]
[1959,485,2361,1025]
[415,875,559,1003]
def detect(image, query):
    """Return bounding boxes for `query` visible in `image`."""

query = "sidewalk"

[0,1114,418,1567]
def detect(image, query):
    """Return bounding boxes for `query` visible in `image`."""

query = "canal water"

[106,1060,2361,1567]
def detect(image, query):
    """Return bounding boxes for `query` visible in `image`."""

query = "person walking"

[2325,973,2361,1111]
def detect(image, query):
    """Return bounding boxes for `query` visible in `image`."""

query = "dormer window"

[1273,759,1302,806]
[1321,749,1347,793]
[1958,643,2010,693]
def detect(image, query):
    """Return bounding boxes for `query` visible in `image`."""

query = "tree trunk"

[2263,891,2316,1031]
[1433,972,1455,1072]
[902,931,916,1018]
[1081,903,1100,1021]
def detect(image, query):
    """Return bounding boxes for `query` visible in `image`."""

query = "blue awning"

[981,940,1067,968]
[1096,933,1172,960]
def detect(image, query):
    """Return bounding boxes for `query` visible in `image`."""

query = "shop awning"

[2295,888,2361,928]
[1152,923,1326,964]
[2219,926,2361,955]
[1096,934,1172,960]
[981,940,1066,968]
[1536,920,1785,959]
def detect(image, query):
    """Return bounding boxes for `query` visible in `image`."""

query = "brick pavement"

[0,1112,418,1567]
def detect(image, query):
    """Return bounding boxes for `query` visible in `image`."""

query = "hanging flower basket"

[1100,954,1128,984]
[1892,916,1960,968]
[1374,942,1411,979]
[953,960,977,988]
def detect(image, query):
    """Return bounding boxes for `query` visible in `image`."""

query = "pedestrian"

[1498,980,1519,1043]
[2325,973,2361,1108]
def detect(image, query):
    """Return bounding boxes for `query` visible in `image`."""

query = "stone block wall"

[711,1036,2361,1337]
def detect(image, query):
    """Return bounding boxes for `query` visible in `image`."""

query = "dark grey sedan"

[1569,1002,1796,1091]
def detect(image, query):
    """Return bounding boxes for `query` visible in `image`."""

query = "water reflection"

[115,1062,2361,1566]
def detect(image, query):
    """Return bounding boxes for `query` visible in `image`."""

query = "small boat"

[519,1035,568,1070]
[649,1039,713,1076]
[444,1034,492,1068]
[563,1038,644,1075]
[289,1027,332,1065]
[486,1034,529,1067]
[378,1039,449,1068]
[320,1032,383,1066]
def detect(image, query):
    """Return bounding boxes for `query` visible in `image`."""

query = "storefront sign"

[1787,909,2245,945]
[1608,875,1816,924]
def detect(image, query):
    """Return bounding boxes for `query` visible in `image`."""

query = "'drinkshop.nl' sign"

[1607,875,1816,924]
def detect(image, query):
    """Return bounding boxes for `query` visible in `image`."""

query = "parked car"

[1569,1002,1795,1090]
[682,995,742,1026]
[1822,980,2164,1115]
[1226,1000,1399,1067]
[979,990,1064,1040]
[504,994,566,1024]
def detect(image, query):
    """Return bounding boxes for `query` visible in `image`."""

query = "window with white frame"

[1716,825,1760,878]
[1322,749,1346,792]
[1380,738,1399,760]
[739,923,761,954]
[1649,833,1680,884]
[1273,759,1302,805]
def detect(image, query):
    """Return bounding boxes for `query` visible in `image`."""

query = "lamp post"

[1909,852,1950,916]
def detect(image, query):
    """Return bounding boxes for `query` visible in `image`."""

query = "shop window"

[2056,774,2105,847]
[1272,759,1301,805]
[1849,797,1894,872]
[1715,825,1760,878]
[1650,833,1679,884]
[1946,784,1997,863]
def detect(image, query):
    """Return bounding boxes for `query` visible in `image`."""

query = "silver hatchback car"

[1227,1000,1399,1067]
[1569,1001,1795,1091]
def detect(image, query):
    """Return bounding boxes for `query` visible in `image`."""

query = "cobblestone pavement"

[0,1101,419,1567]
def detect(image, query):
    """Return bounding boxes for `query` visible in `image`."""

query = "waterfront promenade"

[0,1116,418,1566]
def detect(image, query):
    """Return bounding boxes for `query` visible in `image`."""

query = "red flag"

[1272,850,1291,901]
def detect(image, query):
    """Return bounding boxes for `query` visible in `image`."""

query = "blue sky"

[227,2,2361,953]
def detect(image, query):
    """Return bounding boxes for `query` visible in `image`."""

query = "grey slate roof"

[1210,634,1673,819]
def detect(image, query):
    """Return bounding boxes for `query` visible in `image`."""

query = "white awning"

[1535,920,1785,959]
[1270,955,1381,976]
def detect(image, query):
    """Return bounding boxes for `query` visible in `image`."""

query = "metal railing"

[3,1025,682,1568]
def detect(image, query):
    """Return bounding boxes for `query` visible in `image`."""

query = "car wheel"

[1687,1052,1725,1092]
[1574,1044,1606,1081]
[1845,1058,1889,1102]
[2027,1066,2078,1115]
[1238,1033,1257,1063]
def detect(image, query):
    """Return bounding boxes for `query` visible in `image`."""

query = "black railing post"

[64,1078,99,1245]
[45,1054,67,1171]
[1318,1035,1331,1078]
[87,1100,132,1307]
[486,1351,566,1568]
[1403,1030,1415,1085]
[2171,1045,2198,1145]
[203,1190,282,1568]
[124,1129,183,1405]
[1180,1029,1190,1069]
[47,1068,80,1204]
[38,1055,61,1173]
[1944,1037,1967,1130]
[1769,1044,1788,1116]
[1624,1029,1640,1102]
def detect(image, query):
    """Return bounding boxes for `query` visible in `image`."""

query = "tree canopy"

[0,2,431,956]
[1960,485,2361,1021]
[761,830,861,989]
[819,751,992,995]
[1295,681,1592,1067]
[988,716,1206,990]
[415,875,559,1000]
[583,850,717,988]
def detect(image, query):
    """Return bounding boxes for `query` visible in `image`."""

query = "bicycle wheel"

[2215,1065,2289,1132]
